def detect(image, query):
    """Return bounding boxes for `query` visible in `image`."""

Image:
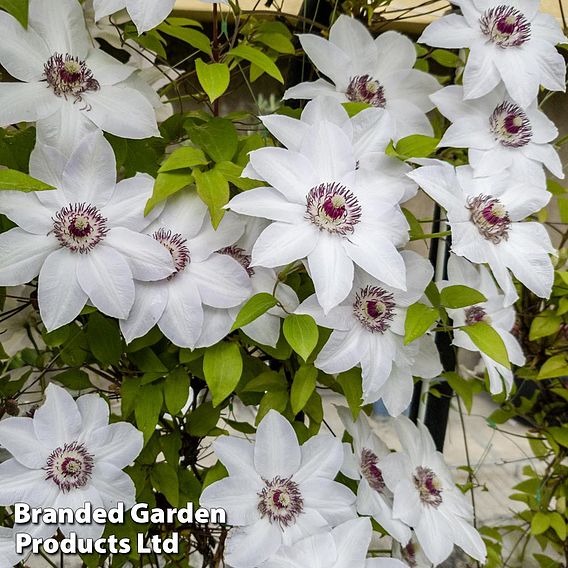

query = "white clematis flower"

[419,0,567,107]
[337,407,411,544]
[263,517,374,568]
[247,97,418,202]
[440,254,525,394]
[432,85,563,179]
[228,118,410,314]
[297,252,442,413]
[381,417,486,566]
[284,16,440,140]
[0,384,143,540]
[0,133,174,332]
[195,218,300,349]
[408,161,554,305]
[119,190,252,349]
[0,0,160,156]
[199,410,356,568]
[93,0,176,34]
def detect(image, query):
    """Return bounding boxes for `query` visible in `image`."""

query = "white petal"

[333,517,373,567]
[0,190,53,234]
[523,142,564,178]
[462,43,502,100]
[374,30,417,72]
[228,187,305,223]
[0,459,46,506]
[34,384,82,447]
[294,435,343,483]
[0,82,58,126]
[248,147,315,203]
[0,229,58,286]
[187,213,245,261]
[212,436,257,478]
[158,275,204,348]
[29,0,90,58]
[284,78,342,101]
[414,508,455,565]
[90,462,136,510]
[29,143,67,191]
[104,227,174,281]
[76,246,135,319]
[439,118,494,149]
[533,39,566,93]
[251,222,318,268]
[316,329,364,375]
[200,476,261,526]
[126,0,176,33]
[38,248,87,331]
[330,15,375,63]
[36,101,99,159]
[0,11,49,82]
[384,100,434,140]
[76,394,110,436]
[85,48,135,85]
[254,410,301,480]
[300,478,356,525]
[225,520,282,568]
[61,131,116,205]
[194,306,235,348]
[307,233,354,312]
[419,14,480,48]
[260,114,309,151]
[391,477,422,527]
[54,487,105,539]
[88,422,143,469]
[104,173,160,231]
[297,33,351,89]
[120,281,168,343]
[493,49,540,107]
[84,84,159,139]
[155,189,208,238]
[93,0,126,20]
[0,417,50,469]
[451,515,487,562]
[191,255,251,308]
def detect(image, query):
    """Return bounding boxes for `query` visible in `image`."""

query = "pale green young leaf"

[404,303,438,345]
[195,59,231,103]
[290,365,318,415]
[461,322,510,369]
[228,44,284,83]
[283,314,318,361]
[193,167,229,228]
[230,293,278,331]
[0,169,54,192]
[203,342,243,407]
[440,285,487,309]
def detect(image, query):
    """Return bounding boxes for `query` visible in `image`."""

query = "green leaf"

[549,512,566,541]
[145,170,193,214]
[537,354,568,379]
[0,0,28,27]
[164,367,190,416]
[241,371,287,392]
[0,169,54,192]
[531,512,551,535]
[255,32,295,54]
[444,371,482,414]
[53,369,92,391]
[186,117,238,163]
[256,390,288,424]
[193,168,229,229]
[440,285,486,309]
[283,314,318,361]
[290,365,318,415]
[158,23,212,55]
[135,383,163,443]
[151,462,179,507]
[121,376,141,418]
[430,48,463,67]
[547,178,566,195]
[461,322,510,368]
[203,342,243,407]
[548,427,568,448]
[231,293,278,332]
[228,44,284,83]
[529,312,562,341]
[341,102,371,117]
[186,402,220,436]
[159,146,208,172]
[395,135,439,158]
[87,313,122,367]
[195,59,230,103]
[404,303,438,345]
[336,368,363,420]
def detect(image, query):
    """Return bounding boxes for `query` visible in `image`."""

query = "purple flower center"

[153,228,190,277]
[353,286,396,333]
[218,246,254,276]
[413,466,443,507]
[52,203,108,253]
[346,75,386,108]
[258,476,303,528]
[306,182,362,236]
[480,5,531,47]
[360,448,386,493]
[467,194,511,244]
[465,305,491,325]
[44,53,100,102]
[45,441,94,493]
[402,542,418,567]
[489,101,532,147]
